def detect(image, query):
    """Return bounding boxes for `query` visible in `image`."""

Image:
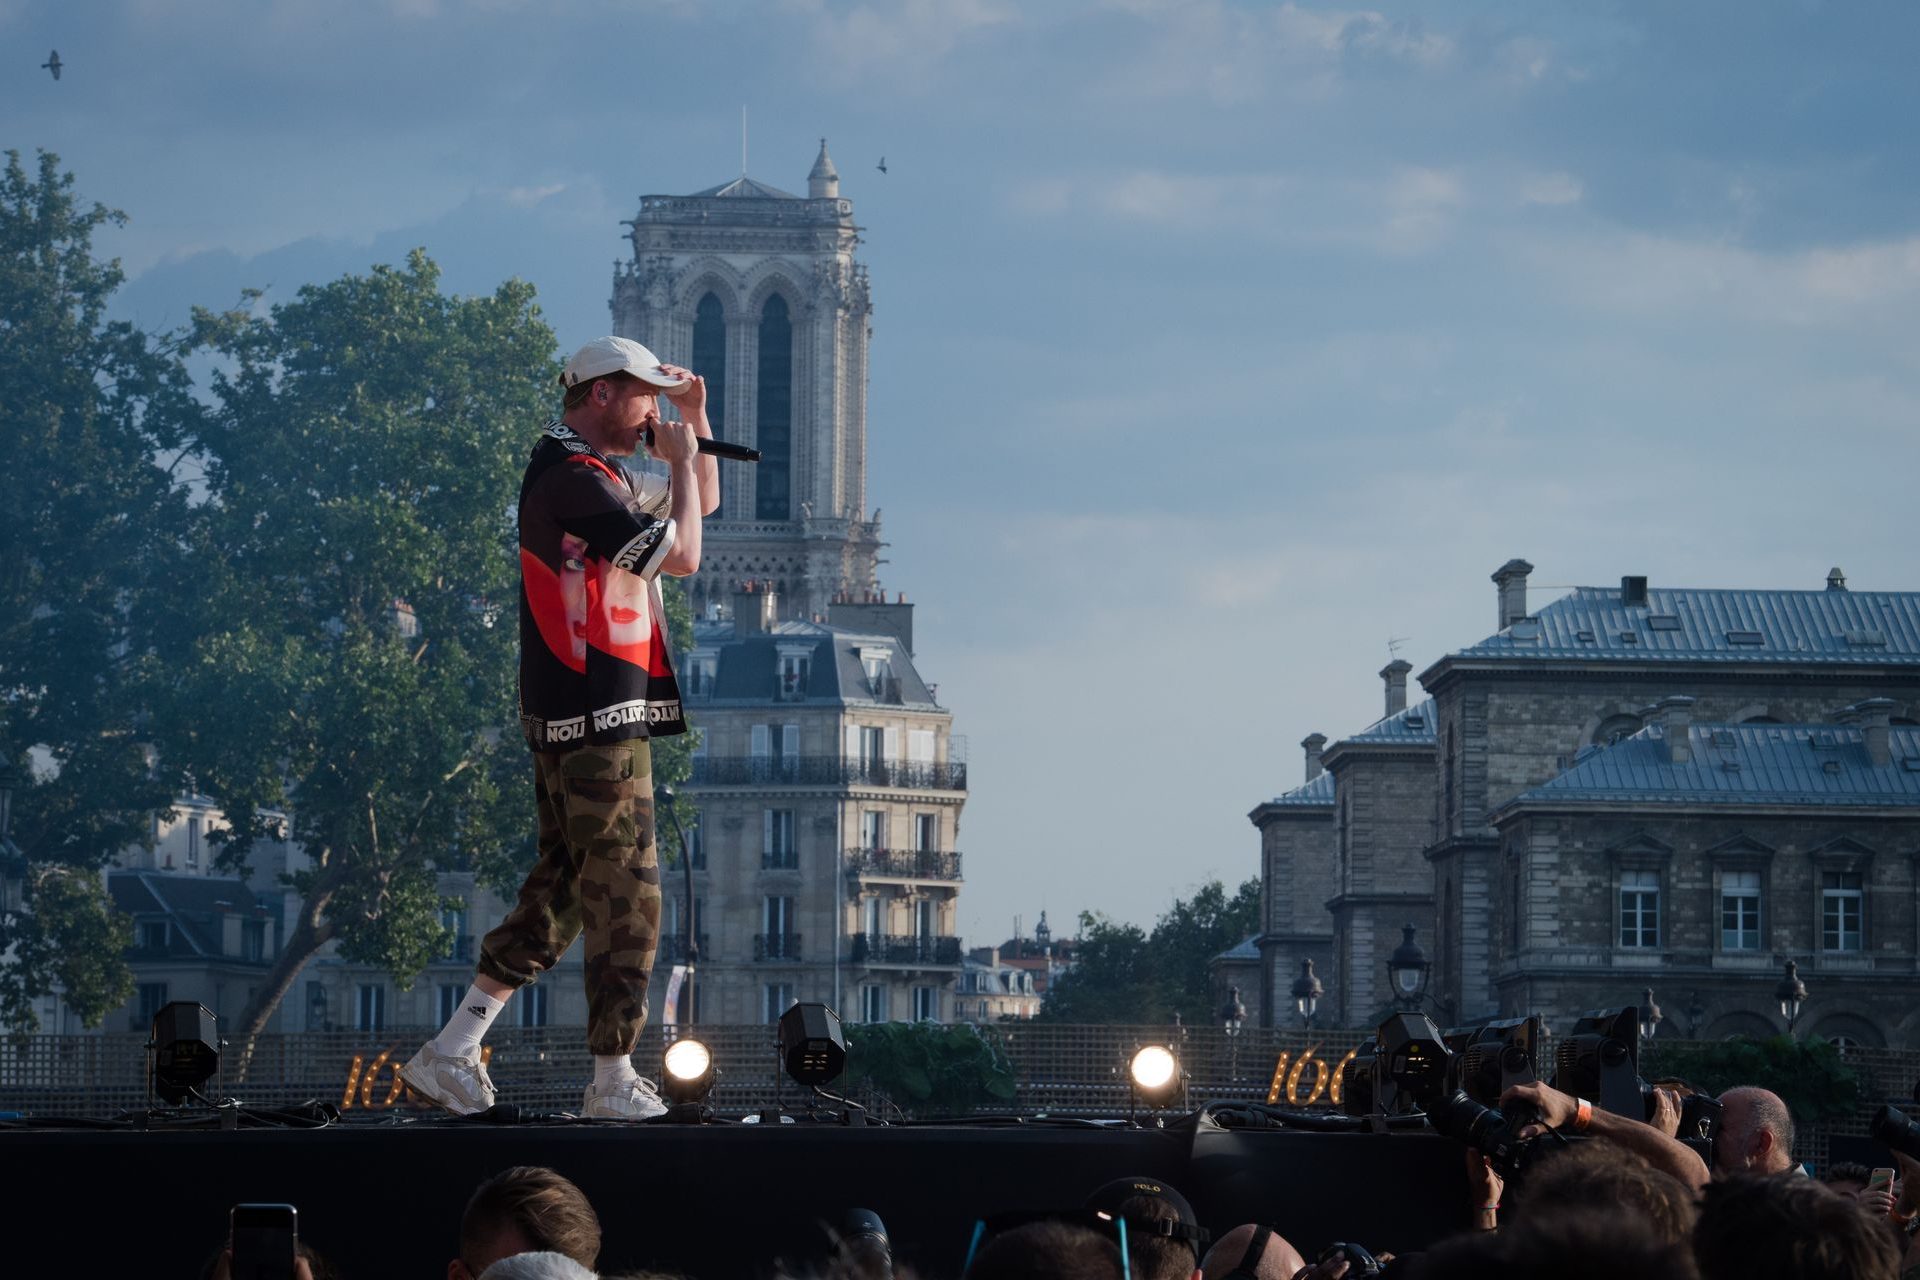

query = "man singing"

[405,336,717,1119]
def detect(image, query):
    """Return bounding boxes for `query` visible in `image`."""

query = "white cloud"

[501,183,567,207]
[1521,171,1583,206]
[782,0,1016,82]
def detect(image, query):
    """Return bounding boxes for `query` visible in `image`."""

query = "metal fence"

[3,1024,1914,1167]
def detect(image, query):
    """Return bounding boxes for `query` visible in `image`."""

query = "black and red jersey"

[517,420,687,750]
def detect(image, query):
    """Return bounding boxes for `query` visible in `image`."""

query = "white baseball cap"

[559,335,690,391]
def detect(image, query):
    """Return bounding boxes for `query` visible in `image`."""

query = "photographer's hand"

[1648,1087,1681,1138]
[1500,1081,1709,1189]
[1468,1150,1504,1231]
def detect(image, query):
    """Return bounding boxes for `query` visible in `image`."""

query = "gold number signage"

[1264,1044,1360,1107]
[341,1044,494,1110]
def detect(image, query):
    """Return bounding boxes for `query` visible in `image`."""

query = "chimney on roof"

[1621,576,1650,608]
[1827,566,1849,592]
[1852,697,1894,766]
[1656,695,1695,764]
[1381,660,1413,716]
[1492,559,1534,630]
[732,581,777,636]
[1302,733,1328,781]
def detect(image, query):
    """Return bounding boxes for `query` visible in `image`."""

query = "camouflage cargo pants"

[478,741,662,1056]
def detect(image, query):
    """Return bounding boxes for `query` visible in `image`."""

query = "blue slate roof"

[1258,770,1336,809]
[1446,586,1920,666]
[687,175,802,200]
[1213,933,1262,963]
[1502,723,1920,811]
[1338,698,1437,746]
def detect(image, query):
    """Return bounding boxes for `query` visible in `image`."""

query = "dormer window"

[684,652,717,698]
[861,652,893,698]
[779,652,810,701]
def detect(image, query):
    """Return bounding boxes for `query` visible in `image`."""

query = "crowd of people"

[204,1078,1920,1280]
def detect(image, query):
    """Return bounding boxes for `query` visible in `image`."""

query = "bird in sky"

[876,157,888,175]
[42,50,62,80]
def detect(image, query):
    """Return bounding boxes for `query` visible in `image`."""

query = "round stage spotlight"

[1129,1044,1181,1109]
[149,1001,220,1105]
[778,1002,849,1087]
[662,1037,716,1104]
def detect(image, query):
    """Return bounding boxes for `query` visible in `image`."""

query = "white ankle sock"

[432,985,507,1059]
[593,1054,638,1090]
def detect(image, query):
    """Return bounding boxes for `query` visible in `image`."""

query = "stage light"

[778,1002,848,1087]
[149,1001,219,1105]
[662,1037,715,1104]
[1128,1044,1182,1109]
[1552,1006,1641,1118]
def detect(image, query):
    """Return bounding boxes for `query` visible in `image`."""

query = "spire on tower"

[809,137,841,199]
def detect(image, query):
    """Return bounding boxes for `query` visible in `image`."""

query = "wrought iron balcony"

[753,932,802,962]
[690,755,967,792]
[849,933,963,967]
[657,934,709,964]
[761,848,799,871]
[844,848,963,882]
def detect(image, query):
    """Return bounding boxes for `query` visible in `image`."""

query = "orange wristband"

[1574,1098,1593,1132]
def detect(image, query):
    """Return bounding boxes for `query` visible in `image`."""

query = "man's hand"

[658,365,708,427]
[1648,1087,1681,1138]
[648,416,700,464]
[1468,1149,1505,1226]
[1502,1080,1580,1139]
[1893,1150,1920,1214]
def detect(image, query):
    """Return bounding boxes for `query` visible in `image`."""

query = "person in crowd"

[1501,1079,1804,1186]
[1694,1172,1899,1280]
[1083,1176,1210,1280]
[1198,1224,1308,1280]
[451,1166,603,1280]
[1515,1141,1698,1246]
[1416,1211,1699,1280]
[479,1254,597,1280]
[967,1220,1126,1280]
[1824,1156,1920,1272]
[1709,1087,1797,1175]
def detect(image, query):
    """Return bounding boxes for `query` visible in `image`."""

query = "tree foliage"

[170,250,557,1036]
[843,1020,1018,1117]
[1037,878,1261,1024]
[0,150,201,1030]
[1648,1035,1861,1123]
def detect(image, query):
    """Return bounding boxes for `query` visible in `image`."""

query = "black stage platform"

[2,1112,1479,1276]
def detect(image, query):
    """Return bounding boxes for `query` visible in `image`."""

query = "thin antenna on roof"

[740,105,747,177]
[1387,636,1410,659]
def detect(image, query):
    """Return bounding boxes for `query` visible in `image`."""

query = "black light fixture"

[1553,1007,1641,1118]
[1387,924,1431,1011]
[778,1002,848,1087]
[1775,959,1808,1034]
[1637,987,1664,1042]
[1128,1044,1182,1111]
[661,1036,716,1104]
[149,1001,220,1105]
[1291,959,1324,1027]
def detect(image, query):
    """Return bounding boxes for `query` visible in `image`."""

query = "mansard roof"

[686,175,803,200]
[1434,585,1920,672]
[109,870,266,958]
[692,617,940,709]
[1336,697,1437,747]
[1501,723,1920,813]
[1253,769,1336,814]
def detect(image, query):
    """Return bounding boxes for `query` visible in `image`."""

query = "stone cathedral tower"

[612,140,879,621]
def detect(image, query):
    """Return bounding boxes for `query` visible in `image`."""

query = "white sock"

[432,985,507,1059]
[593,1054,638,1090]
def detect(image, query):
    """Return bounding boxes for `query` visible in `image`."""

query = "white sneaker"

[400,1042,496,1115]
[582,1074,669,1120]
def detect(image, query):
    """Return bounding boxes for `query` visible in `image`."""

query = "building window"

[1509,873,1521,950]
[752,723,800,773]
[1619,870,1660,948]
[440,905,470,961]
[778,652,810,700]
[1822,873,1864,952]
[186,816,202,870]
[914,812,938,852]
[913,986,938,1022]
[356,984,386,1032]
[765,982,795,1023]
[1720,871,1762,951]
[861,810,887,852]
[862,895,883,938]
[916,899,936,940]
[763,896,796,958]
[306,981,329,1032]
[684,654,716,698]
[137,982,170,1027]
[683,808,706,869]
[244,919,267,962]
[863,654,893,698]
[1594,714,1642,747]
[755,293,792,521]
[437,984,464,1026]
[862,985,887,1023]
[139,920,170,952]
[518,984,549,1028]
[691,292,728,517]
[764,809,797,869]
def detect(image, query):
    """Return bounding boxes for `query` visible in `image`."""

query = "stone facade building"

[1251,561,1920,1046]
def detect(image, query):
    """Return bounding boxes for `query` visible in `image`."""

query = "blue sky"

[10,0,1920,947]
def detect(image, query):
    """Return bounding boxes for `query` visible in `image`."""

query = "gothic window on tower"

[692,292,728,519]
[756,293,793,521]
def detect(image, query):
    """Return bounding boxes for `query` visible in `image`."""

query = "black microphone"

[644,428,760,462]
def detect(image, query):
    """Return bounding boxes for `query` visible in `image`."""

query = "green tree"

[172,250,556,1038]
[0,151,201,1030]
[843,1021,1018,1117]
[1036,878,1262,1024]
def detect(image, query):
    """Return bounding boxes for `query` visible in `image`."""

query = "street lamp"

[1219,985,1247,1081]
[1387,924,1431,1012]
[1291,958,1324,1028]
[1637,987,1664,1043]
[1775,959,1808,1035]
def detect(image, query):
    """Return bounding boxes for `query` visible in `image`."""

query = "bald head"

[1714,1087,1796,1174]
[1200,1225,1307,1280]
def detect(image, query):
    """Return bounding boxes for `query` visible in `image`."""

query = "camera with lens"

[1873,1104,1920,1161]
[1426,1089,1549,1181]
[1318,1242,1382,1278]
